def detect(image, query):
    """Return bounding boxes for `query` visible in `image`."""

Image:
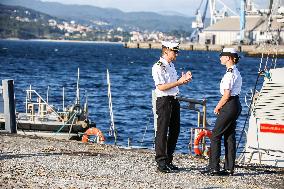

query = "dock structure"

[0,79,17,133]
[124,42,284,57]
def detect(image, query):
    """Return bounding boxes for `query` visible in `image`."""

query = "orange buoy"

[194,130,212,156]
[82,127,105,144]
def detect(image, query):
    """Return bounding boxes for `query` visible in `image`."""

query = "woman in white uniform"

[203,48,242,176]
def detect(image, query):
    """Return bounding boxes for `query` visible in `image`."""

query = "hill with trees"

[0,4,65,39]
[1,0,194,32]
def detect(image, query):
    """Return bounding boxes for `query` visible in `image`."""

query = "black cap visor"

[170,47,179,52]
[219,52,238,57]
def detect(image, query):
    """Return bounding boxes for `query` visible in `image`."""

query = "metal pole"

[152,90,157,137]
[2,80,16,133]
[47,86,49,104]
[107,69,117,144]
[240,0,246,43]
[202,99,207,153]
[202,99,206,128]
[76,68,80,104]
[63,87,65,111]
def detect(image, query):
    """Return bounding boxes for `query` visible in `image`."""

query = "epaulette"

[227,68,233,73]
[156,61,163,66]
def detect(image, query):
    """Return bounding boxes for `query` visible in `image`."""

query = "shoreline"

[1,38,124,45]
[2,39,284,58]
[1,133,283,189]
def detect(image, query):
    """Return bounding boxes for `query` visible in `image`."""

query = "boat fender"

[82,127,105,144]
[194,130,212,156]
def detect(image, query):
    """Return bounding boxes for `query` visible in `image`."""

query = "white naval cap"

[161,41,180,51]
[219,48,239,57]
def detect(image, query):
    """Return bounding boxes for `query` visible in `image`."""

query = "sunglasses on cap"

[173,50,179,54]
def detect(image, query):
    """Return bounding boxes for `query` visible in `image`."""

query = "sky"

[42,0,271,16]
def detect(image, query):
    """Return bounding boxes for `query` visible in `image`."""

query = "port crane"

[190,0,238,42]
[190,0,208,42]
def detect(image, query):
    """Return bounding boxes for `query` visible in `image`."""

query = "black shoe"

[208,170,234,176]
[201,168,223,176]
[157,165,172,173]
[167,163,179,171]
[200,167,214,174]
[208,171,223,176]
[201,168,216,175]
[219,170,234,176]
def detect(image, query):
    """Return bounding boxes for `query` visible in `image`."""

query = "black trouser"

[209,96,242,172]
[155,96,180,166]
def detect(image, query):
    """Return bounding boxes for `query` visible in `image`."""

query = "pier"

[1,133,284,188]
[124,42,284,58]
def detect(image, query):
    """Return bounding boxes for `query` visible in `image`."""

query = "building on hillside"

[199,15,284,45]
[48,19,57,27]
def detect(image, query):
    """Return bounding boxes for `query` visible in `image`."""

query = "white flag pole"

[107,69,117,144]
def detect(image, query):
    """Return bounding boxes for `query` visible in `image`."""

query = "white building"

[200,15,284,45]
[48,19,57,27]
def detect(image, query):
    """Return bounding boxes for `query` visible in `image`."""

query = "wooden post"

[238,46,242,52]
[2,80,16,133]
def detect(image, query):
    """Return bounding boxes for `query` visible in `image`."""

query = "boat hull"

[17,121,90,133]
[244,68,284,167]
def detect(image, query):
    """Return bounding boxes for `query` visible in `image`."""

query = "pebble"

[0,134,283,189]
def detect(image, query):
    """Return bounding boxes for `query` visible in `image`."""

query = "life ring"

[194,130,212,156]
[82,127,105,144]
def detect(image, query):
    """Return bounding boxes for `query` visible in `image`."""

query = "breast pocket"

[164,72,170,81]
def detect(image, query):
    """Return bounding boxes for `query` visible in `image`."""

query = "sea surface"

[0,40,283,154]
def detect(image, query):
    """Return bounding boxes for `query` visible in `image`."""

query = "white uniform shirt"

[220,65,242,96]
[152,57,179,97]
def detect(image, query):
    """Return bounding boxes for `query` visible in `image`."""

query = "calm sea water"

[0,40,283,154]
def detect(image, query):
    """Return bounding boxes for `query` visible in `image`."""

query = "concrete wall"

[202,31,239,45]
[124,42,284,57]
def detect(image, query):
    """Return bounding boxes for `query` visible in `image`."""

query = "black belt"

[157,96,176,99]
[229,95,239,100]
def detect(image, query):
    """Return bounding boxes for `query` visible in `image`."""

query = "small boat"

[16,68,95,140]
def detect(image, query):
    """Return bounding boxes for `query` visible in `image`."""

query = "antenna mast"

[76,67,80,105]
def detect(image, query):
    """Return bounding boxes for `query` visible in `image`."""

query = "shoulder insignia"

[156,61,163,66]
[156,61,166,72]
[227,68,233,73]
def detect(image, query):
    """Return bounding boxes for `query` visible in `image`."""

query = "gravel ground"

[1,133,283,189]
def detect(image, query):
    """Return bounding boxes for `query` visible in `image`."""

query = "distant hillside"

[0,4,65,39]
[0,4,133,41]
[1,0,195,32]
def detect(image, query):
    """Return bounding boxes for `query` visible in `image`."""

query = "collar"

[227,65,236,72]
[159,57,172,67]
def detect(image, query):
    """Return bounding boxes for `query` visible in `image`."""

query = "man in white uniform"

[152,41,192,173]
